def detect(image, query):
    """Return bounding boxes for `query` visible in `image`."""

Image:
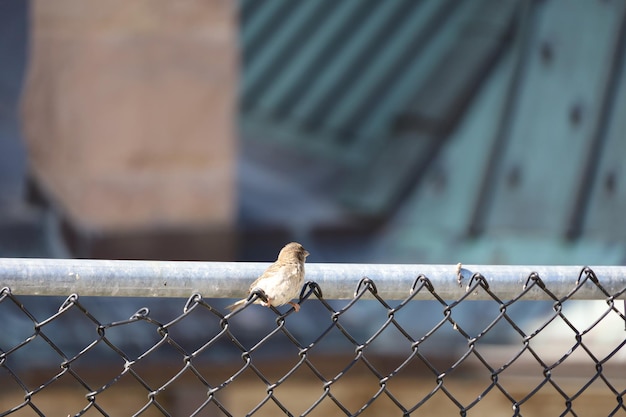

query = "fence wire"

[1,266,626,416]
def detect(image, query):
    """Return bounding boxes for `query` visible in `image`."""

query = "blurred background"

[1,1,626,414]
[1,0,625,265]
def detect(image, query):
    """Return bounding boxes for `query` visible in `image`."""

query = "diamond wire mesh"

[1,266,625,416]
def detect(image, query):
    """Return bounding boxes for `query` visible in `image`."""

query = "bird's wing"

[248,261,283,291]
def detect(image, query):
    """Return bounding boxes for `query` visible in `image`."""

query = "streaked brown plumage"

[226,242,309,312]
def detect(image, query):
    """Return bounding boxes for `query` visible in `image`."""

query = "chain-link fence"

[1,260,626,416]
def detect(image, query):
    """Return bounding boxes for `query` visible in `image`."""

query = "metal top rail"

[0,258,624,300]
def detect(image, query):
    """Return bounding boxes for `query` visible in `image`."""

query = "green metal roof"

[239,0,626,264]
[239,0,520,218]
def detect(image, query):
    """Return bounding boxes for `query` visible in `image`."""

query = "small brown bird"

[226,242,309,312]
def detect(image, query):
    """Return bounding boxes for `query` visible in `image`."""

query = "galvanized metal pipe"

[0,258,624,300]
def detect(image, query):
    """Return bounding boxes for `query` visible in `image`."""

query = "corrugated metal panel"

[239,0,519,218]
[380,0,626,264]
[239,0,626,263]
[581,10,626,242]
[475,0,626,238]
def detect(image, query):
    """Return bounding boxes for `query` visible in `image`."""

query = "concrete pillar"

[21,0,238,260]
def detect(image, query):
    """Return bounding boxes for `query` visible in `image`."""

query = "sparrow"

[226,242,309,312]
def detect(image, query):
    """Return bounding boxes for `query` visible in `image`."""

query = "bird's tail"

[226,298,247,312]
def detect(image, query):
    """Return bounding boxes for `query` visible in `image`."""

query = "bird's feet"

[288,301,300,312]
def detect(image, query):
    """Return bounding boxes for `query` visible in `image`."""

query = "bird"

[226,242,309,312]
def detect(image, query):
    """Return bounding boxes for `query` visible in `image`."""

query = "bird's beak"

[304,250,310,257]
